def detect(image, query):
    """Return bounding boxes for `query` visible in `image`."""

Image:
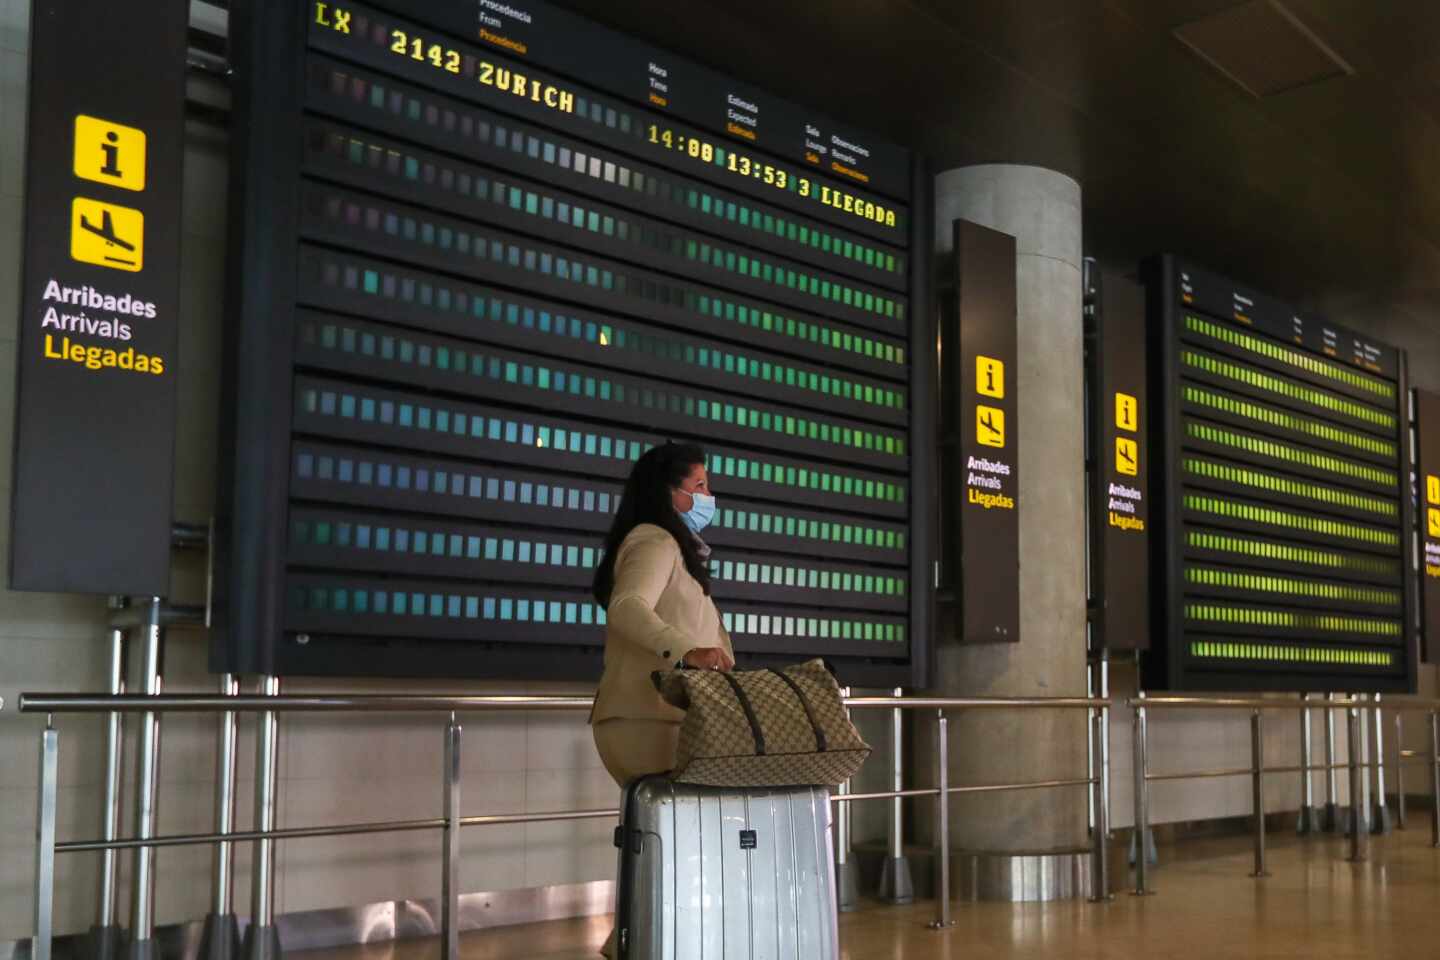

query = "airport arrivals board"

[214,0,932,682]
[1145,258,1417,692]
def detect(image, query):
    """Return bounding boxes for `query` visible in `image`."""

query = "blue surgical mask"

[679,491,716,533]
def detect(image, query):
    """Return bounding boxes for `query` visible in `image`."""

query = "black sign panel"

[214,0,932,683]
[1145,256,1416,692]
[1086,266,1150,651]
[9,0,186,594]
[1416,389,1440,664]
[939,220,1018,643]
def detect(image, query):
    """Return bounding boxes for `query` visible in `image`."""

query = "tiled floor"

[294,826,1440,959]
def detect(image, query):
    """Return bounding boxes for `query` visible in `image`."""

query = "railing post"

[1250,711,1268,878]
[1371,695,1391,834]
[1430,712,1440,848]
[34,723,59,960]
[929,710,954,929]
[1131,694,1152,895]
[834,687,857,913]
[1357,696,1372,831]
[1346,706,1368,862]
[90,622,128,960]
[833,774,854,912]
[242,676,283,960]
[201,673,242,960]
[1087,665,1097,833]
[1089,704,1112,901]
[1394,712,1406,831]
[442,714,462,960]
[877,687,914,904]
[1324,694,1341,832]
[127,598,164,960]
[1297,693,1320,835]
[1099,655,1112,845]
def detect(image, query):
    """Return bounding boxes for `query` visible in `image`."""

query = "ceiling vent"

[1174,0,1353,98]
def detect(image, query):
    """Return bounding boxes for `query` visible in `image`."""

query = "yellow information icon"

[71,198,143,272]
[74,115,146,192]
[1428,474,1440,505]
[1115,392,1137,432]
[976,355,1004,399]
[976,405,1005,448]
[1429,508,1440,539]
[1116,437,1138,476]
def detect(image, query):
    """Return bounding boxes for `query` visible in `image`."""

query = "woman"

[590,442,734,959]
[590,441,735,785]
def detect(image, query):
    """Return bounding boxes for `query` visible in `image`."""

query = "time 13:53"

[647,125,800,191]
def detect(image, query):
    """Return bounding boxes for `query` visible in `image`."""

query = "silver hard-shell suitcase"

[614,777,839,960]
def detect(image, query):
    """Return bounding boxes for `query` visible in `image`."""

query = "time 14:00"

[648,126,794,189]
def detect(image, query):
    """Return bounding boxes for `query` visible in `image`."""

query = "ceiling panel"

[556,0,1440,319]
[1287,0,1440,73]
[905,0,1112,61]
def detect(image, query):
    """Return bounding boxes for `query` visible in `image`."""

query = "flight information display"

[1144,257,1417,692]
[214,0,931,683]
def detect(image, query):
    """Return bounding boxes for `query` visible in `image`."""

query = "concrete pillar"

[924,165,1088,855]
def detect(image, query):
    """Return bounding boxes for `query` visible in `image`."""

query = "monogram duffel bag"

[653,658,871,787]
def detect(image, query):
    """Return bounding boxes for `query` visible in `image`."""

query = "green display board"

[1145,257,1416,692]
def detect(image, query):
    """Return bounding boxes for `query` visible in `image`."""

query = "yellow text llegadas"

[45,335,164,375]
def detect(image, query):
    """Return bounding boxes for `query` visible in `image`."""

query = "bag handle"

[721,673,767,756]
[650,660,697,707]
[769,669,827,752]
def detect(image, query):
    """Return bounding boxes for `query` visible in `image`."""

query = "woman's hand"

[682,646,735,672]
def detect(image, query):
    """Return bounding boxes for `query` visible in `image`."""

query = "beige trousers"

[594,719,679,958]
[592,717,680,787]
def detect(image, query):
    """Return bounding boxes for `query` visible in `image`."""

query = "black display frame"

[215,0,933,685]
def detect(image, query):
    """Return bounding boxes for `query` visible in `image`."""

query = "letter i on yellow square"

[74,115,146,191]
[975,355,1004,399]
[1115,393,1137,432]
[1428,474,1440,505]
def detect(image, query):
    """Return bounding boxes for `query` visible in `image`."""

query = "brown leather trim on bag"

[769,668,827,752]
[721,673,767,756]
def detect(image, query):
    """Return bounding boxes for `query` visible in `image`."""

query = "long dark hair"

[592,442,711,606]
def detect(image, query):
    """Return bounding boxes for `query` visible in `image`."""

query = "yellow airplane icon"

[1116,437,1138,476]
[71,198,143,272]
[976,405,1005,448]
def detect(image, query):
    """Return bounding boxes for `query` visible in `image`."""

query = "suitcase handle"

[614,824,641,854]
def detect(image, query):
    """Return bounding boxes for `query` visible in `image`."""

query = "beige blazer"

[590,523,733,725]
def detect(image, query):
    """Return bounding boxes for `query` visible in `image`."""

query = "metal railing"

[18,689,1111,960]
[1128,694,1440,895]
